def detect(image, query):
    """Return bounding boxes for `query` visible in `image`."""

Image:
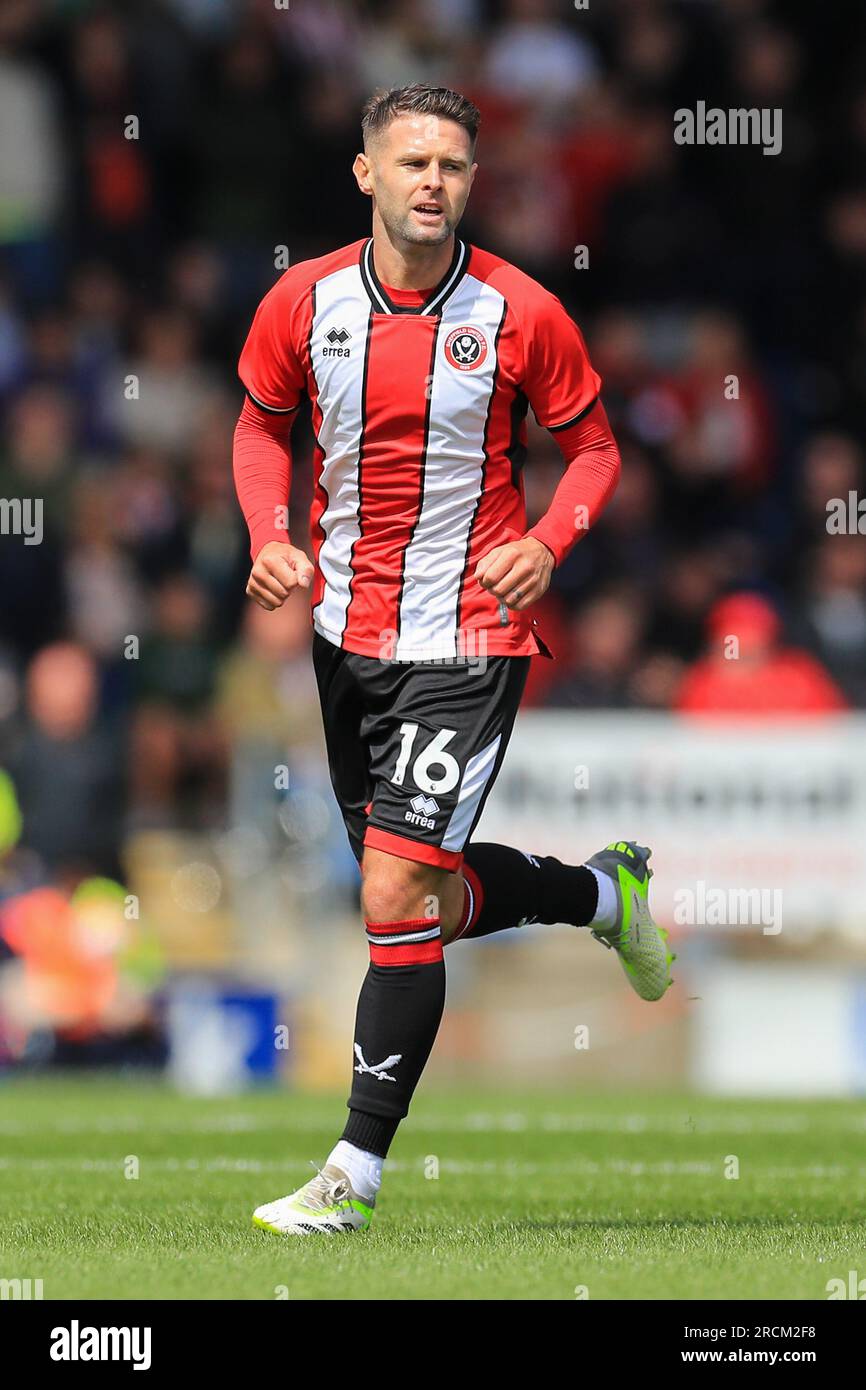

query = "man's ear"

[353,152,374,197]
[469,161,478,190]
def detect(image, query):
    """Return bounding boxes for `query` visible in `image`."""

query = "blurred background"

[0,0,864,1098]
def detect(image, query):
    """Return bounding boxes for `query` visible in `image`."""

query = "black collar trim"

[359,237,468,316]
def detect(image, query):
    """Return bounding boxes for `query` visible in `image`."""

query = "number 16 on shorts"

[391,723,461,795]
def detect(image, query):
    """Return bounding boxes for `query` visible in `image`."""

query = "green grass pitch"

[1,1077,864,1300]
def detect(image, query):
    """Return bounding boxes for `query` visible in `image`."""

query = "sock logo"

[353,1043,402,1083]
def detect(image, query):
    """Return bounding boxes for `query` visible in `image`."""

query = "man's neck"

[371,226,455,290]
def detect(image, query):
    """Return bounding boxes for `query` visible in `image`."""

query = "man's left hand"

[474,535,555,611]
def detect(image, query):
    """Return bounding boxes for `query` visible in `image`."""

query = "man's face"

[354,114,477,246]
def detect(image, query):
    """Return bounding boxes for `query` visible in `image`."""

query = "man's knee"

[360,851,442,923]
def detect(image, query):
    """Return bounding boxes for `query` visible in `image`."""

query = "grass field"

[1,1076,865,1300]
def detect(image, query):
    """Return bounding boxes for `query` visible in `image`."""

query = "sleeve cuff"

[526,523,567,569]
[250,520,291,561]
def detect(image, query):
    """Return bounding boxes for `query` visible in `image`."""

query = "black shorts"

[312,632,529,872]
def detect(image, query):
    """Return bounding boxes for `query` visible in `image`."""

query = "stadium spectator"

[546,589,648,709]
[130,574,224,826]
[675,592,848,718]
[6,643,124,880]
[794,537,866,706]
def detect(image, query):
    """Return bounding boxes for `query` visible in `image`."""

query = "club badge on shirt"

[444,325,488,371]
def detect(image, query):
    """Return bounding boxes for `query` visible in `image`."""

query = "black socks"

[460,842,599,938]
[342,917,446,1158]
[343,847,599,1158]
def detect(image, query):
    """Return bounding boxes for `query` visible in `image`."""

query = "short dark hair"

[361,83,481,151]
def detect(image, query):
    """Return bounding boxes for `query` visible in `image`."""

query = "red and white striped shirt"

[237,237,607,660]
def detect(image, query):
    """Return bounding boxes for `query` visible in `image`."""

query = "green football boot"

[586,841,675,1001]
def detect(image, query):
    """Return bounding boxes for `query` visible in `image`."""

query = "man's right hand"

[246,541,315,610]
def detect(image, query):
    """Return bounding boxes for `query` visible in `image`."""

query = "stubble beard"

[387,207,457,247]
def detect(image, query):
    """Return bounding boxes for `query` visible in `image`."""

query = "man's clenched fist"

[474,535,555,611]
[246,541,315,610]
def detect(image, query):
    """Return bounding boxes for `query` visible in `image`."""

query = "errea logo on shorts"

[405,793,439,829]
[444,326,488,371]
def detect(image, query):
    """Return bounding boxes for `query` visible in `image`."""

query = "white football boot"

[252,1164,374,1236]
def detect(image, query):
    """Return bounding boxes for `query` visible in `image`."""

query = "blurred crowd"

[1,0,865,908]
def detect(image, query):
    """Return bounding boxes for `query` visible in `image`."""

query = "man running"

[232,83,674,1237]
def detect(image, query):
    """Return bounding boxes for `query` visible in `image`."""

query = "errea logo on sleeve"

[323,326,352,357]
